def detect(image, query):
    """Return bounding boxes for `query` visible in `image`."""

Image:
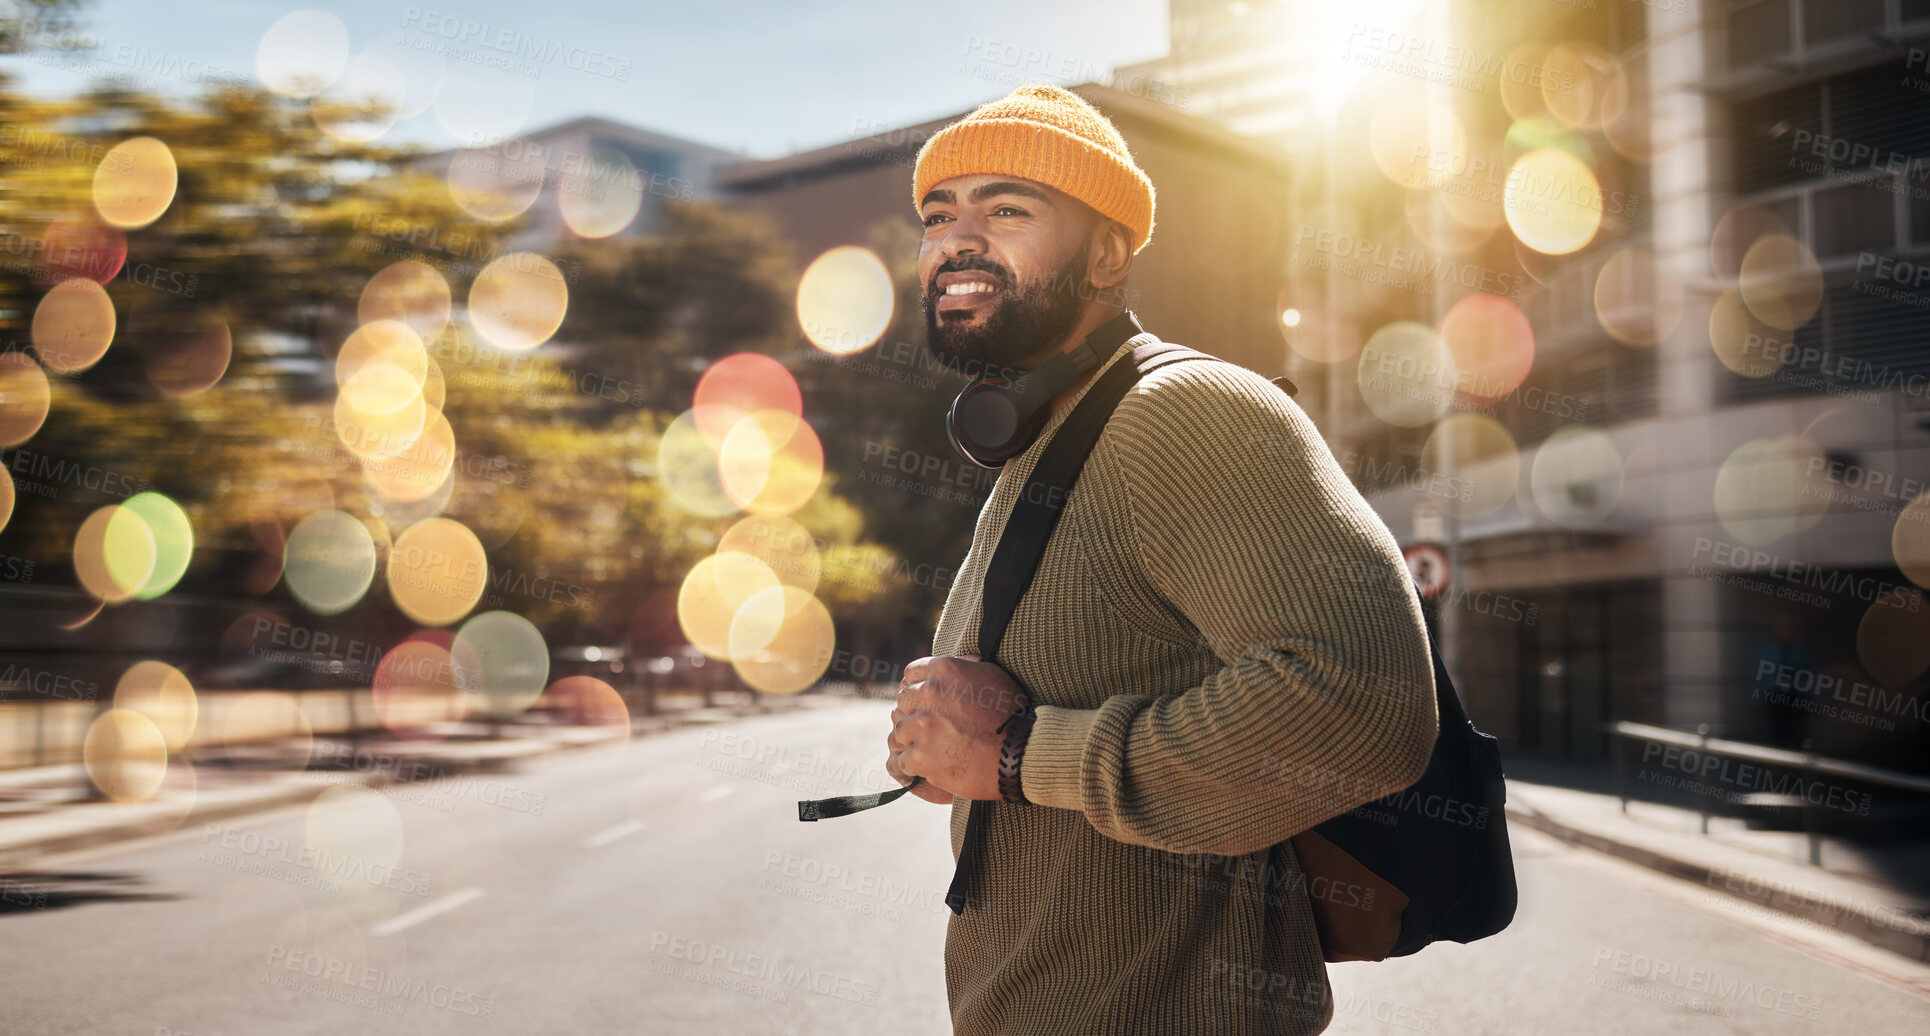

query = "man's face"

[917,173,1093,377]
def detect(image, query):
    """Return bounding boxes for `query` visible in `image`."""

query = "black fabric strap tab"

[798,777,922,821]
[948,337,1218,915]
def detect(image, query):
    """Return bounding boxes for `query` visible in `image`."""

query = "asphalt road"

[1,700,1926,1035]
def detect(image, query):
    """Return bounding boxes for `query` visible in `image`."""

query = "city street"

[2,700,1927,1035]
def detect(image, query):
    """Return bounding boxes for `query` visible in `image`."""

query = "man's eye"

[922,213,951,227]
[994,206,1028,217]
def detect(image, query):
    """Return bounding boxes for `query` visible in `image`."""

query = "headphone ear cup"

[948,378,1027,468]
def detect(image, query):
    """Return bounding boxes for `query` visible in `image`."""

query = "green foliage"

[0,76,908,677]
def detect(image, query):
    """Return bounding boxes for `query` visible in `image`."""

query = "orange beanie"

[912,84,1156,254]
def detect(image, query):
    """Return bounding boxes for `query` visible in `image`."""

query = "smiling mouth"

[936,279,1003,314]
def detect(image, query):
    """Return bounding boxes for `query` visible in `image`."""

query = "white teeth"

[945,282,996,295]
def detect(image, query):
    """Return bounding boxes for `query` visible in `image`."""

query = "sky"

[7,0,1173,158]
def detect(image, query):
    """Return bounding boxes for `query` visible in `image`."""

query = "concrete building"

[409,116,743,249]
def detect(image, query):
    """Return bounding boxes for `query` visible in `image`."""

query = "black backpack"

[943,339,1518,962]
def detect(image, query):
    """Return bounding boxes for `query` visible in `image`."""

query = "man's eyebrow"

[968,181,1053,206]
[918,182,1055,211]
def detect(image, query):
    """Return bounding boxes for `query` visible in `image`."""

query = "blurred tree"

[0,76,906,693]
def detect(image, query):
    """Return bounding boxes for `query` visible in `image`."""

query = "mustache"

[926,255,1010,294]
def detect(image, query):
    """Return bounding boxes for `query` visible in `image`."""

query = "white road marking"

[370,887,484,937]
[698,784,735,803]
[582,819,646,848]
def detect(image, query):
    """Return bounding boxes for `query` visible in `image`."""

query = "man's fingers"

[900,656,935,685]
[909,782,954,805]
[896,678,929,715]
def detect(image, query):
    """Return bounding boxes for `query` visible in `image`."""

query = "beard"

[922,242,1091,378]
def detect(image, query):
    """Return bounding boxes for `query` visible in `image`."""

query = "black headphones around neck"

[946,310,1146,469]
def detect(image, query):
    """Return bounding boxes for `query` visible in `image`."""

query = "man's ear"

[1088,217,1133,291]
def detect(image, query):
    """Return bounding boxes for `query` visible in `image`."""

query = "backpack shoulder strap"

[949,340,1213,915]
[975,342,1211,659]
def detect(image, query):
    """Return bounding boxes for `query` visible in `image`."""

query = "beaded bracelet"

[995,702,1037,804]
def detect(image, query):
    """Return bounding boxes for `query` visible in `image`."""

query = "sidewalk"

[0,691,870,869]
[1505,773,1930,963]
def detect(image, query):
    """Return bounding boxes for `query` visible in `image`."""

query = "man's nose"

[941,215,989,259]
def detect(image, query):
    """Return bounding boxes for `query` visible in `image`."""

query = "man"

[883,84,1438,1034]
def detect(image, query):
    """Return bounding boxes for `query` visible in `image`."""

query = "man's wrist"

[996,702,1036,803]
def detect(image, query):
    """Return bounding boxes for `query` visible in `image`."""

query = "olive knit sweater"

[929,330,1439,1035]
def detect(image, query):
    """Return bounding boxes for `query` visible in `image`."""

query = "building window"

[1804,0,1884,48]
[1728,0,1792,68]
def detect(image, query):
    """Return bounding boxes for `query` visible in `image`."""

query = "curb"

[0,696,846,868]
[1505,802,1930,964]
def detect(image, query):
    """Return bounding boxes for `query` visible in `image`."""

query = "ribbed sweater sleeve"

[1018,360,1438,855]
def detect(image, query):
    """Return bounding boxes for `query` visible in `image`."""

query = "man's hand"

[886,654,1028,804]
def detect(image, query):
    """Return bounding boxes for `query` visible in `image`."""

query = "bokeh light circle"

[334,370,426,458]
[731,587,835,694]
[720,513,821,593]
[93,137,179,229]
[360,261,452,343]
[1711,204,1791,280]
[658,407,743,517]
[363,409,456,502]
[1739,234,1823,331]
[84,709,168,802]
[1708,287,1784,378]
[74,504,155,603]
[558,145,643,238]
[113,660,197,752]
[1499,42,1554,121]
[1594,248,1683,346]
[451,611,550,718]
[1439,294,1534,399]
[311,51,407,143]
[1529,427,1623,528]
[256,9,350,98]
[337,320,428,404]
[719,411,824,515]
[1857,591,1930,688]
[144,322,232,397]
[447,144,547,222]
[469,253,568,351]
[1421,414,1521,519]
[1712,437,1828,547]
[1894,494,1930,589]
[37,219,126,284]
[1357,321,1456,427]
[372,637,467,734]
[0,351,52,447]
[122,492,194,599]
[541,676,630,743]
[678,552,782,660]
[1542,43,1627,130]
[693,354,802,443]
[1505,149,1603,256]
[283,509,378,615]
[797,246,893,355]
[387,517,487,626]
[32,277,117,375]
